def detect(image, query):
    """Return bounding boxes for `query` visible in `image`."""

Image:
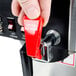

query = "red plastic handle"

[23,16,44,59]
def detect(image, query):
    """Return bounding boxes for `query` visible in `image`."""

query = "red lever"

[23,16,44,59]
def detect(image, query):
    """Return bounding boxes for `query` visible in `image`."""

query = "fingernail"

[26,6,40,19]
[43,22,47,27]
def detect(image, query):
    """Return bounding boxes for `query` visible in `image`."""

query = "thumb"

[18,0,40,19]
[39,0,51,26]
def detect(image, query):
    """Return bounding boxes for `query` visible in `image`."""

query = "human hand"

[11,0,51,26]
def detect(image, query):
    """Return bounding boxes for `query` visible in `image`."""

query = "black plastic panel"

[0,0,25,40]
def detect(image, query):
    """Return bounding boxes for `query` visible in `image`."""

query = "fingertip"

[42,13,50,27]
[43,20,49,27]
[18,10,24,26]
[25,6,41,19]
[18,18,23,26]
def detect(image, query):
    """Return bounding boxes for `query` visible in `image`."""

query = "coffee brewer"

[0,0,76,76]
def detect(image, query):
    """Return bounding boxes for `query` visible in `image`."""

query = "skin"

[11,0,52,27]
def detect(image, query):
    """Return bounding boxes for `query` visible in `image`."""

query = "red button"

[23,16,44,59]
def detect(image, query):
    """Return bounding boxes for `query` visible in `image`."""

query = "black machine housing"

[0,0,70,76]
[0,0,70,62]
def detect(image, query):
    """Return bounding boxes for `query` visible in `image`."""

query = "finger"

[17,0,40,19]
[18,10,25,26]
[39,0,52,27]
[11,0,21,16]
